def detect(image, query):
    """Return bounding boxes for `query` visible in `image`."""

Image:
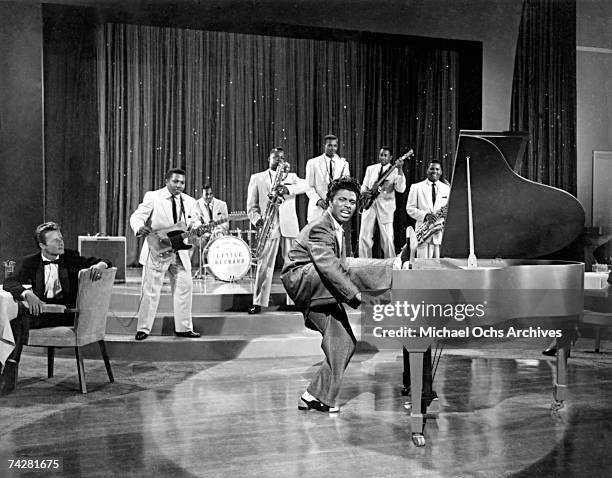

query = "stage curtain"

[97,24,459,264]
[510,0,577,195]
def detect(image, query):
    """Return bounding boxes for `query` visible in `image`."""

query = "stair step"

[109,291,288,314]
[105,309,362,336]
[25,332,324,361]
[105,310,308,336]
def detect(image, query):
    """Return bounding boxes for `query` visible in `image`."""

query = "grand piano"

[369,131,585,446]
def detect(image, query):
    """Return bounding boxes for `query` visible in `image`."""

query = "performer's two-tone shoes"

[298,392,339,413]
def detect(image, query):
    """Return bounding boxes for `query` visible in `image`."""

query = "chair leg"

[98,340,114,383]
[47,347,55,378]
[74,347,87,394]
[594,328,602,353]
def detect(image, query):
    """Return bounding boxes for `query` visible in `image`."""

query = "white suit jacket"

[361,163,406,223]
[305,153,350,222]
[194,197,229,235]
[247,170,309,238]
[406,179,450,245]
[130,187,198,270]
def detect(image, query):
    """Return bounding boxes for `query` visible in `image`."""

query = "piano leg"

[408,351,426,446]
[552,334,571,412]
[402,347,436,409]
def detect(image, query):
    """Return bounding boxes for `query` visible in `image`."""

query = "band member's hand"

[24,290,44,316]
[256,218,264,229]
[89,262,107,281]
[275,185,290,197]
[316,199,328,209]
[424,213,436,223]
[137,225,152,237]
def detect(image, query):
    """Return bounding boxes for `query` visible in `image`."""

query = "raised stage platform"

[37,267,353,361]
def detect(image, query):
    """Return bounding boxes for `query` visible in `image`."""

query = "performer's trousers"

[6,303,74,364]
[359,207,395,258]
[253,235,294,307]
[306,303,356,407]
[137,254,193,334]
[416,242,440,259]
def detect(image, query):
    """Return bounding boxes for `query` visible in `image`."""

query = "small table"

[583,272,611,353]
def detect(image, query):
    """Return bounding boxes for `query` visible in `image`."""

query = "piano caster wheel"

[551,400,564,412]
[412,433,426,447]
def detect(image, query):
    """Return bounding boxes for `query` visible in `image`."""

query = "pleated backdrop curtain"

[97,24,459,264]
[510,0,577,194]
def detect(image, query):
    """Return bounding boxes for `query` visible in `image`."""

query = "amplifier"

[78,236,126,282]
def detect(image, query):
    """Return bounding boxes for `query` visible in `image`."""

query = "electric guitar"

[359,149,414,213]
[147,212,248,259]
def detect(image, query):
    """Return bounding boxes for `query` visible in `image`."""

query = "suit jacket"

[406,179,450,245]
[3,250,111,308]
[361,163,406,223]
[305,153,350,222]
[247,170,309,238]
[129,187,199,270]
[194,197,229,235]
[281,212,360,308]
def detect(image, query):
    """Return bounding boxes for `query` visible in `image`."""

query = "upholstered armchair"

[27,267,117,393]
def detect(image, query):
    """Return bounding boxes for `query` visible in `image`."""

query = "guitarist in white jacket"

[129,168,201,341]
[358,146,407,258]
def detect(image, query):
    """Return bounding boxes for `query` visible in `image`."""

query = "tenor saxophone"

[415,205,448,244]
[254,160,290,261]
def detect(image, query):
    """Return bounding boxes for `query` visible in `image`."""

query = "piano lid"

[440,131,585,259]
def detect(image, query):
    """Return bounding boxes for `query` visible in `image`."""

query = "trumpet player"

[406,159,450,259]
[247,147,309,314]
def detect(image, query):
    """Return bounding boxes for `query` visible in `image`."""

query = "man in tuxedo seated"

[0,222,111,395]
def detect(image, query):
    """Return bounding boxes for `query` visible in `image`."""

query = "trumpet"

[254,159,290,261]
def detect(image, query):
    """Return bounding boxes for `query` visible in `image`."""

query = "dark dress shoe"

[0,361,18,395]
[175,330,201,338]
[135,331,149,341]
[248,305,261,315]
[542,347,557,356]
[298,396,339,413]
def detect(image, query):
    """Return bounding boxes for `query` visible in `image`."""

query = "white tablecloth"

[0,287,18,365]
[584,272,610,290]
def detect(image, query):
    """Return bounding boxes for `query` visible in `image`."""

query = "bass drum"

[206,235,252,282]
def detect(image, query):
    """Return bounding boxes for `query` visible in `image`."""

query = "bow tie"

[44,259,60,266]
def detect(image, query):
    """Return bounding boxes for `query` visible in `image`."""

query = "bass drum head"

[206,236,251,282]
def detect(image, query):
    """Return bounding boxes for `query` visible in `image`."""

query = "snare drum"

[206,235,251,281]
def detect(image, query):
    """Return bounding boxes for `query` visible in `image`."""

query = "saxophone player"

[406,159,450,259]
[247,147,309,314]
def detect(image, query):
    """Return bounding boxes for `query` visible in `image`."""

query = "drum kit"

[193,213,259,282]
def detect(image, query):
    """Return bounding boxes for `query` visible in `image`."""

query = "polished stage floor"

[1,338,611,478]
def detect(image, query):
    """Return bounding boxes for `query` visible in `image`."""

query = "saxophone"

[254,159,290,261]
[415,205,448,244]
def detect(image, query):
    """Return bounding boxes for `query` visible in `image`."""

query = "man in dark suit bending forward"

[281,176,366,413]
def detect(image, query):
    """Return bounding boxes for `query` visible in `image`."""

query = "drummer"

[194,184,229,241]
